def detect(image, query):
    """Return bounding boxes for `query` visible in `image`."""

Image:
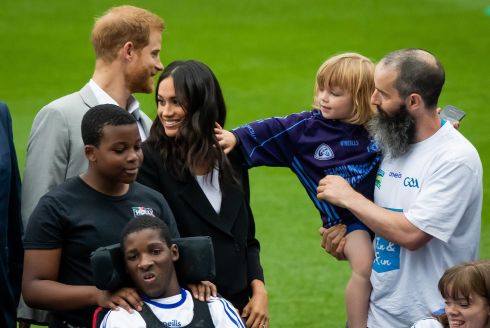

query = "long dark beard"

[366,104,416,158]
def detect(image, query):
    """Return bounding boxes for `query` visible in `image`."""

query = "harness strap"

[139,298,214,327]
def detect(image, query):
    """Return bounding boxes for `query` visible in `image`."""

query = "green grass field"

[2,0,489,326]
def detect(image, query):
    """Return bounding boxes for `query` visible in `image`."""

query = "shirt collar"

[88,79,140,114]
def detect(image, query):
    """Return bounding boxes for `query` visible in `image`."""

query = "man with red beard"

[317,48,482,327]
[19,5,164,327]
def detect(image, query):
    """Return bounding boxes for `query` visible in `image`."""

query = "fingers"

[242,293,269,328]
[320,224,347,260]
[246,314,269,328]
[316,176,332,200]
[320,224,345,250]
[247,316,269,328]
[243,306,269,328]
[335,237,347,261]
[106,301,118,311]
[112,296,133,313]
[98,289,141,313]
[116,288,142,312]
[198,281,214,301]
[214,122,224,142]
[214,126,235,154]
[189,281,217,301]
[197,283,206,301]
[328,225,347,251]
[187,283,199,299]
[201,280,217,298]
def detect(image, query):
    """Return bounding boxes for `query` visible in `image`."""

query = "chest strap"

[139,297,214,328]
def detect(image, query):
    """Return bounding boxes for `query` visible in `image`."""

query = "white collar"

[88,79,140,114]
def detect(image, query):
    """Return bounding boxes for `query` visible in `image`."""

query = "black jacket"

[0,102,23,328]
[137,143,264,311]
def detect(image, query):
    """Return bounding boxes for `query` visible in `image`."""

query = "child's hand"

[97,287,142,313]
[214,123,237,154]
[319,224,347,260]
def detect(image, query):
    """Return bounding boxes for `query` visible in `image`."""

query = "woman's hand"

[242,280,269,328]
[187,280,217,301]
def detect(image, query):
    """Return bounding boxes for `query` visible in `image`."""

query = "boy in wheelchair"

[94,215,245,328]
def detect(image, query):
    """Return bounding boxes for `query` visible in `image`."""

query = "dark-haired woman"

[137,60,269,328]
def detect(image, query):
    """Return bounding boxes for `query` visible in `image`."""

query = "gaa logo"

[403,177,419,188]
[314,143,334,160]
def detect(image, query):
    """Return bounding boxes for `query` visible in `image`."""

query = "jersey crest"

[314,143,334,160]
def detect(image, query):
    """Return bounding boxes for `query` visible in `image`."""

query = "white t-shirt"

[101,289,245,328]
[368,122,482,328]
[411,317,444,328]
[195,167,222,214]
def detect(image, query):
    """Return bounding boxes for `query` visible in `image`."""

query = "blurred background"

[1,0,489,326]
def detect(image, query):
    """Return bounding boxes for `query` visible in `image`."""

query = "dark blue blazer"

[0,102,23,328]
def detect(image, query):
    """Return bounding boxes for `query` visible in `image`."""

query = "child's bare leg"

[344,230,373,328]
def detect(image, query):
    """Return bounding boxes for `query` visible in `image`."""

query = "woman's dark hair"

[147,60,235,184]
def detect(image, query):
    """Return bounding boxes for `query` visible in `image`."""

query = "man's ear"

[85,145,97,162]
[171,244,179,262]
[122,41,135,60]
[407,93,423,111]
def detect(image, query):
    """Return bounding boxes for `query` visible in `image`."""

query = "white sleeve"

[207,297,246,328]
[405,159,480,243]
[101,308,147,328]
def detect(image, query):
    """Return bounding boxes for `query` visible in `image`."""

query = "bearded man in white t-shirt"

[316,48,482,327]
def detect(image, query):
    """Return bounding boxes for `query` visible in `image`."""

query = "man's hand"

[97,287,142,313]
[187,280,217,301]
[316,175,356,208]
[214,123,237,154]
[437,107,461,129]
[319,224,347,260]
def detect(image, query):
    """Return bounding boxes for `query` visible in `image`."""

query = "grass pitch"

[2,0,489,326]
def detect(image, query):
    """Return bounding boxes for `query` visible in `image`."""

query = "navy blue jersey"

[233,109,381,228]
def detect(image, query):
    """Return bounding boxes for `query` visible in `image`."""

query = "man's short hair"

[81,103,136,147]
[120,215,172,248]
[91,5,165,62]
[381,48,445,108]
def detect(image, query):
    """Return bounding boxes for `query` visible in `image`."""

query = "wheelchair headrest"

[91,236,215,291]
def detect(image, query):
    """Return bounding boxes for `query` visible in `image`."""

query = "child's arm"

[219,111,313,168]
[22,249,143,313]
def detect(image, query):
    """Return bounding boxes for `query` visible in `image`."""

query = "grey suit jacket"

[19,84,153,323]
[21,83,153,228]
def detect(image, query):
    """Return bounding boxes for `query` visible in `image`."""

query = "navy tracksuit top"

[233,109,381,228]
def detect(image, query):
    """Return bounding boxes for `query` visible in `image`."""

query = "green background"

[2,1,489,326]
